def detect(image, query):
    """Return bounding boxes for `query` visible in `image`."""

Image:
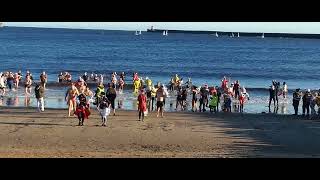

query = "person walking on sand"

[74,93,90,126]
[137,89,147,121]
[65,83,80,117]
[94,83,105,106]
[98,93,111,126]
[40,71,48,89]
[156,84,165,118]
[302,89,312,117]
[292,88,301,115]
[106,83,117,116]
[35,83,45,112]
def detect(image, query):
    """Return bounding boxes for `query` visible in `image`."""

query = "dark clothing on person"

[302,92,312,116]
[269,87,276,107]
[106,87,117,109]
[292,91,301,115]
[35,85,44,99]
[233,83,240,98]
[82,75,88,82]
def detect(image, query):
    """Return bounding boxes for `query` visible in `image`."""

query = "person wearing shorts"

[156,85,165,118]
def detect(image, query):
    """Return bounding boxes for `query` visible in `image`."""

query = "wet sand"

[0,107,320,158]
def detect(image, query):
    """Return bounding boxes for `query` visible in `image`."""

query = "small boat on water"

[215,32,219,37]
[135,31,139,36]
[163,30,168,36]
[262,33,265,39]
[237,32,240,37]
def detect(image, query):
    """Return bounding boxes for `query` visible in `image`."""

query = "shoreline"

[1,107,320,157]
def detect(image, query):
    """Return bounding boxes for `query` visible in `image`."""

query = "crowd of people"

[1,69,320,126]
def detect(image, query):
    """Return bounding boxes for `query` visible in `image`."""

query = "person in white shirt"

[282,82,288,99]
[0,73,6,96]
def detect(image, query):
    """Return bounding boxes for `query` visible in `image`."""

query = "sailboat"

[215,32,219,37]
[262,33,265,39]
[237,32,240,37]
[135,31,139,36]
[139,30,142,35]
[231,32,235,37]
[163,30,168,36]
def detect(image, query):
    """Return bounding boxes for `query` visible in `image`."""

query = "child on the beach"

[209,92,218,113]
[98,93,111,126]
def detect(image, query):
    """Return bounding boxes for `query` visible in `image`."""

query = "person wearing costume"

[74,93,90,126]
[98,94,111,126]
[137,89,147,121]
[94,83,105,106]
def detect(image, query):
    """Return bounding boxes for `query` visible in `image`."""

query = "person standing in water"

[268,85,276,111]
[292,89,301,115]
[14,73,20,89]
[65,83,80,117]
[233,80,240,99]
[40,71,48,89]
[24,74,32,95]
[137,89,147,121]
[302,89,312,117]
[35,83,45,112]
[282,82,288,99]
[106,83,117,116]
[191,86,198,112]
[209,91,218,113]
[0,73,6,96]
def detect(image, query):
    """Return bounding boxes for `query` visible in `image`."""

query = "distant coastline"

[3,26,320,39]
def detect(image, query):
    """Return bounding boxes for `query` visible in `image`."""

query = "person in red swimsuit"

[137,89,147,121]
[221,76,229,91]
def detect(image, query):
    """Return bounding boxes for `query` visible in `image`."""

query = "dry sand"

[0,107,320,158]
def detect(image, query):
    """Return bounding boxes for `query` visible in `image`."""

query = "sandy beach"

[0,107,320,158]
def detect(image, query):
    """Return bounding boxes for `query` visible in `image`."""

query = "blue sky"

[4,22,320,34]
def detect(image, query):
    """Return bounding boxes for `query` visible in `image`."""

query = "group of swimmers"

[0,70,47,95]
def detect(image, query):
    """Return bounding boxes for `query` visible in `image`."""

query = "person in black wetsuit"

[106,83,117,116]
[292,89,301,115]
[216,86,221,112]
[268,85,276,112]
[191,86,198,112]
[302,89,312,117]
[272,81,280,106]
[199,86,209,112]
[233,80,240,99]
[82,72,89,82]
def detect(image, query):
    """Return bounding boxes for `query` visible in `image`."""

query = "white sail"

[215,32,219,37]
[139,30,142,35]
[262,33,265,38]
[166,30,168,36]
[237,32,240,37]
[163,30,166,36]
[135,31,139,35]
